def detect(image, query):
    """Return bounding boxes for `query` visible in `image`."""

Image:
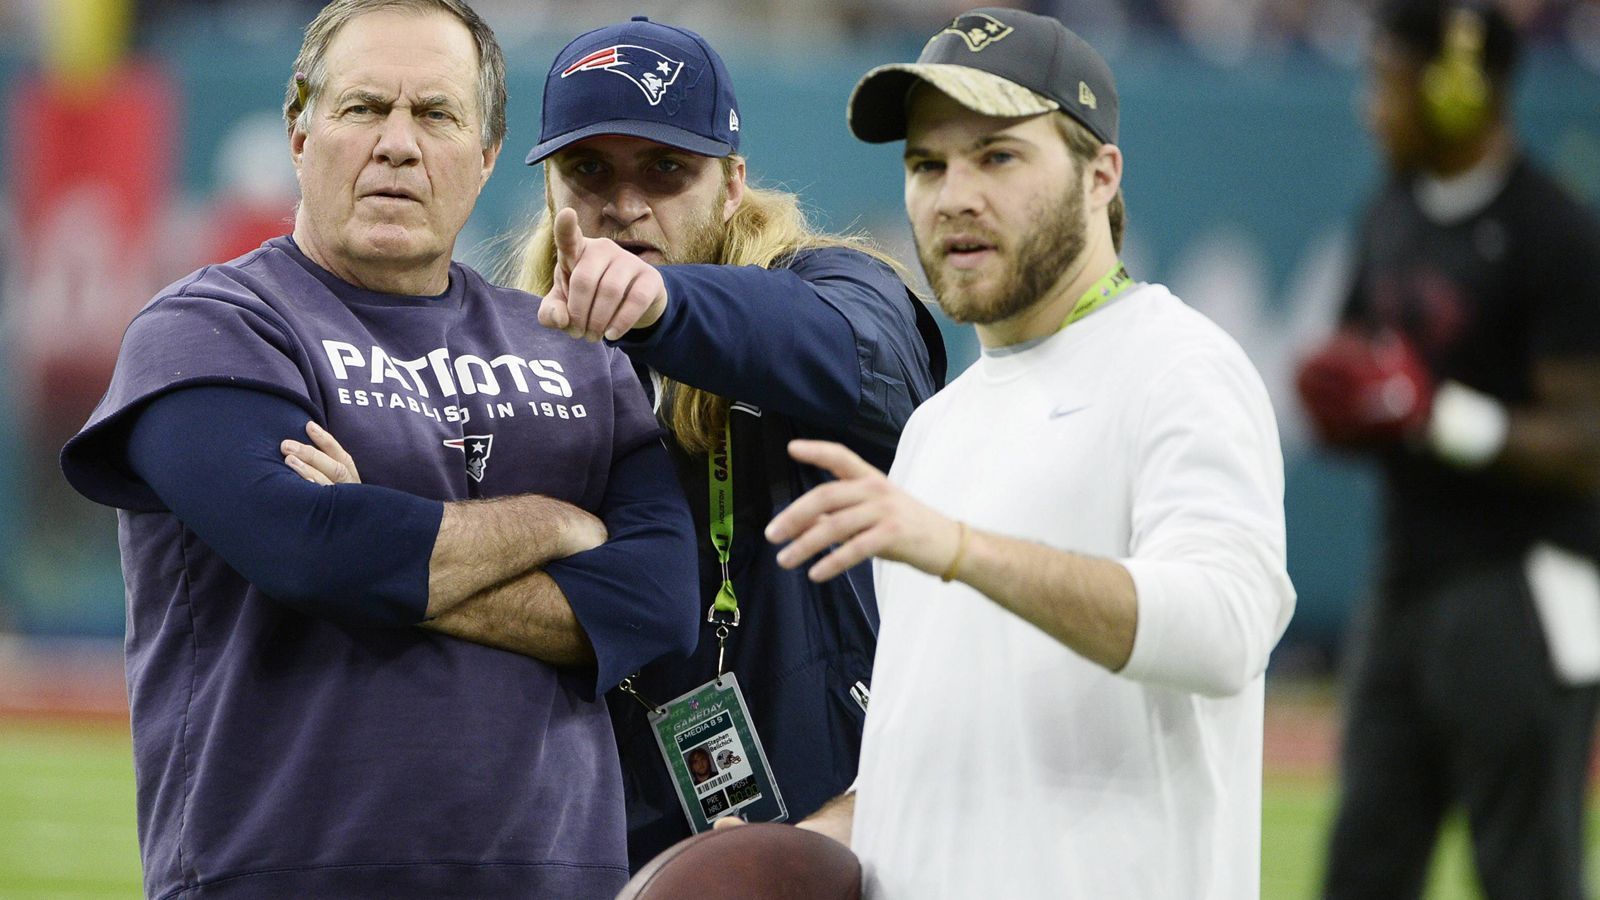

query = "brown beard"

[917,175,1087,325]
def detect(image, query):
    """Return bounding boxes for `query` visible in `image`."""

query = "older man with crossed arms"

[60,2,696,897]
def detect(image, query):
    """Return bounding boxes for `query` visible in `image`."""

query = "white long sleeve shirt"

[851,283,1296,899]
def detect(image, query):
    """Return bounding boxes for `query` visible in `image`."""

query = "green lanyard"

[617,411,740,709]
[708,416,738,625]
[1059,261,1132,331]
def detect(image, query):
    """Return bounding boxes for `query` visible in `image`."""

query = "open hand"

[765,440,961,582]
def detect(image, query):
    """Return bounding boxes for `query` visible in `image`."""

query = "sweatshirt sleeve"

[618,247,941,456]
[122,385,443,627]
[1117,346,1297,697]
[545,437,699,698]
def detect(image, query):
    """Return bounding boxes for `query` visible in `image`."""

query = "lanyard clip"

[706,603,740,627]
[618,674,663,715]
[714,624,731,678]
[707,570,739,626]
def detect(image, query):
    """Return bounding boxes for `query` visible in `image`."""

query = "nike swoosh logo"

[1049,403,1091,420]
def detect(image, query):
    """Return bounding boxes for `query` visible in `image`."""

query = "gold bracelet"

[940,521,969,583]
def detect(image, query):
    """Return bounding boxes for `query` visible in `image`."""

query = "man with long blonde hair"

[515,16,944,869]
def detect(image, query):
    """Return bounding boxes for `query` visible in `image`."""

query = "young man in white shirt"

[762,8,1296,898]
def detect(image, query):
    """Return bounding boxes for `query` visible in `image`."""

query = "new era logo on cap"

[561,44,684,106]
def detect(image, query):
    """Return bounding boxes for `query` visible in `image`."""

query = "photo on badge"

[683,744,719,786]
[650,673,788,831]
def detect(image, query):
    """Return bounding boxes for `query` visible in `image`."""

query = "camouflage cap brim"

[848,63,1058,144]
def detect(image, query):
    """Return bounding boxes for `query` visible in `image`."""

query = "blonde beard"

[637,190,730,456]
[590,185,728,266]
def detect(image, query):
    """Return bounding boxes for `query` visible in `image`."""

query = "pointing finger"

[553,208,585,268]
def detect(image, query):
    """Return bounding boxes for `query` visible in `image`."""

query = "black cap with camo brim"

[848,8,1118,146]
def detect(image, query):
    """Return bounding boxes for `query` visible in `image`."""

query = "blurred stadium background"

[1,0,1598,896]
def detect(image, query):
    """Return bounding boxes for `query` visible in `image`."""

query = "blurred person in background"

[765,9,1295,897]
[511,16,945,870]
[1296,1,1600,896]
[58,1,696,897]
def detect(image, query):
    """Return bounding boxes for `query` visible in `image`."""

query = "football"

[616,822,861,899]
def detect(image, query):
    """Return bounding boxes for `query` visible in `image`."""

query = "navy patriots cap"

[526,16,741,165]
[848,8,1118,146]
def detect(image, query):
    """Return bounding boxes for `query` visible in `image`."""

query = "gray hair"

[282,0,507,148]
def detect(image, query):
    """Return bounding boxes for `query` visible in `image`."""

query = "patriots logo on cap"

[940,12,1014,52]
[561,44,685,106]
[443,434,494,483]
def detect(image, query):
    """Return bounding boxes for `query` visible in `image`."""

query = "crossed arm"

[282,422,600,664]
[127,385,696,676]
[426,496,602,665]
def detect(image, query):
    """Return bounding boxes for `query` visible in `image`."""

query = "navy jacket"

[609,246,945,868]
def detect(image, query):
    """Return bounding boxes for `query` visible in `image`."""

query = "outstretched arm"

[770,345,1294,697]
[765,440,1138,671]
[535,208,939,451]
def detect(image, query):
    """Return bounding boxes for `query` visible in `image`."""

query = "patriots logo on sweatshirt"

[562,44,685,106]
[443,435,494,483]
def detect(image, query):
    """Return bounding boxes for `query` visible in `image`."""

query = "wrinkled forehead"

[323,9,480,105]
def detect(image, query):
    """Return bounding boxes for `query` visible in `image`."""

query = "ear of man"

[1086,144,1122,212]
[478,141,502,188]
[721,155,749,223]
[290,126,308,171]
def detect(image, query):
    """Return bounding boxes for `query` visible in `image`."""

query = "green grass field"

[0,721,141,898]
[1260,772,1532,899]
[1,717,1593,898]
